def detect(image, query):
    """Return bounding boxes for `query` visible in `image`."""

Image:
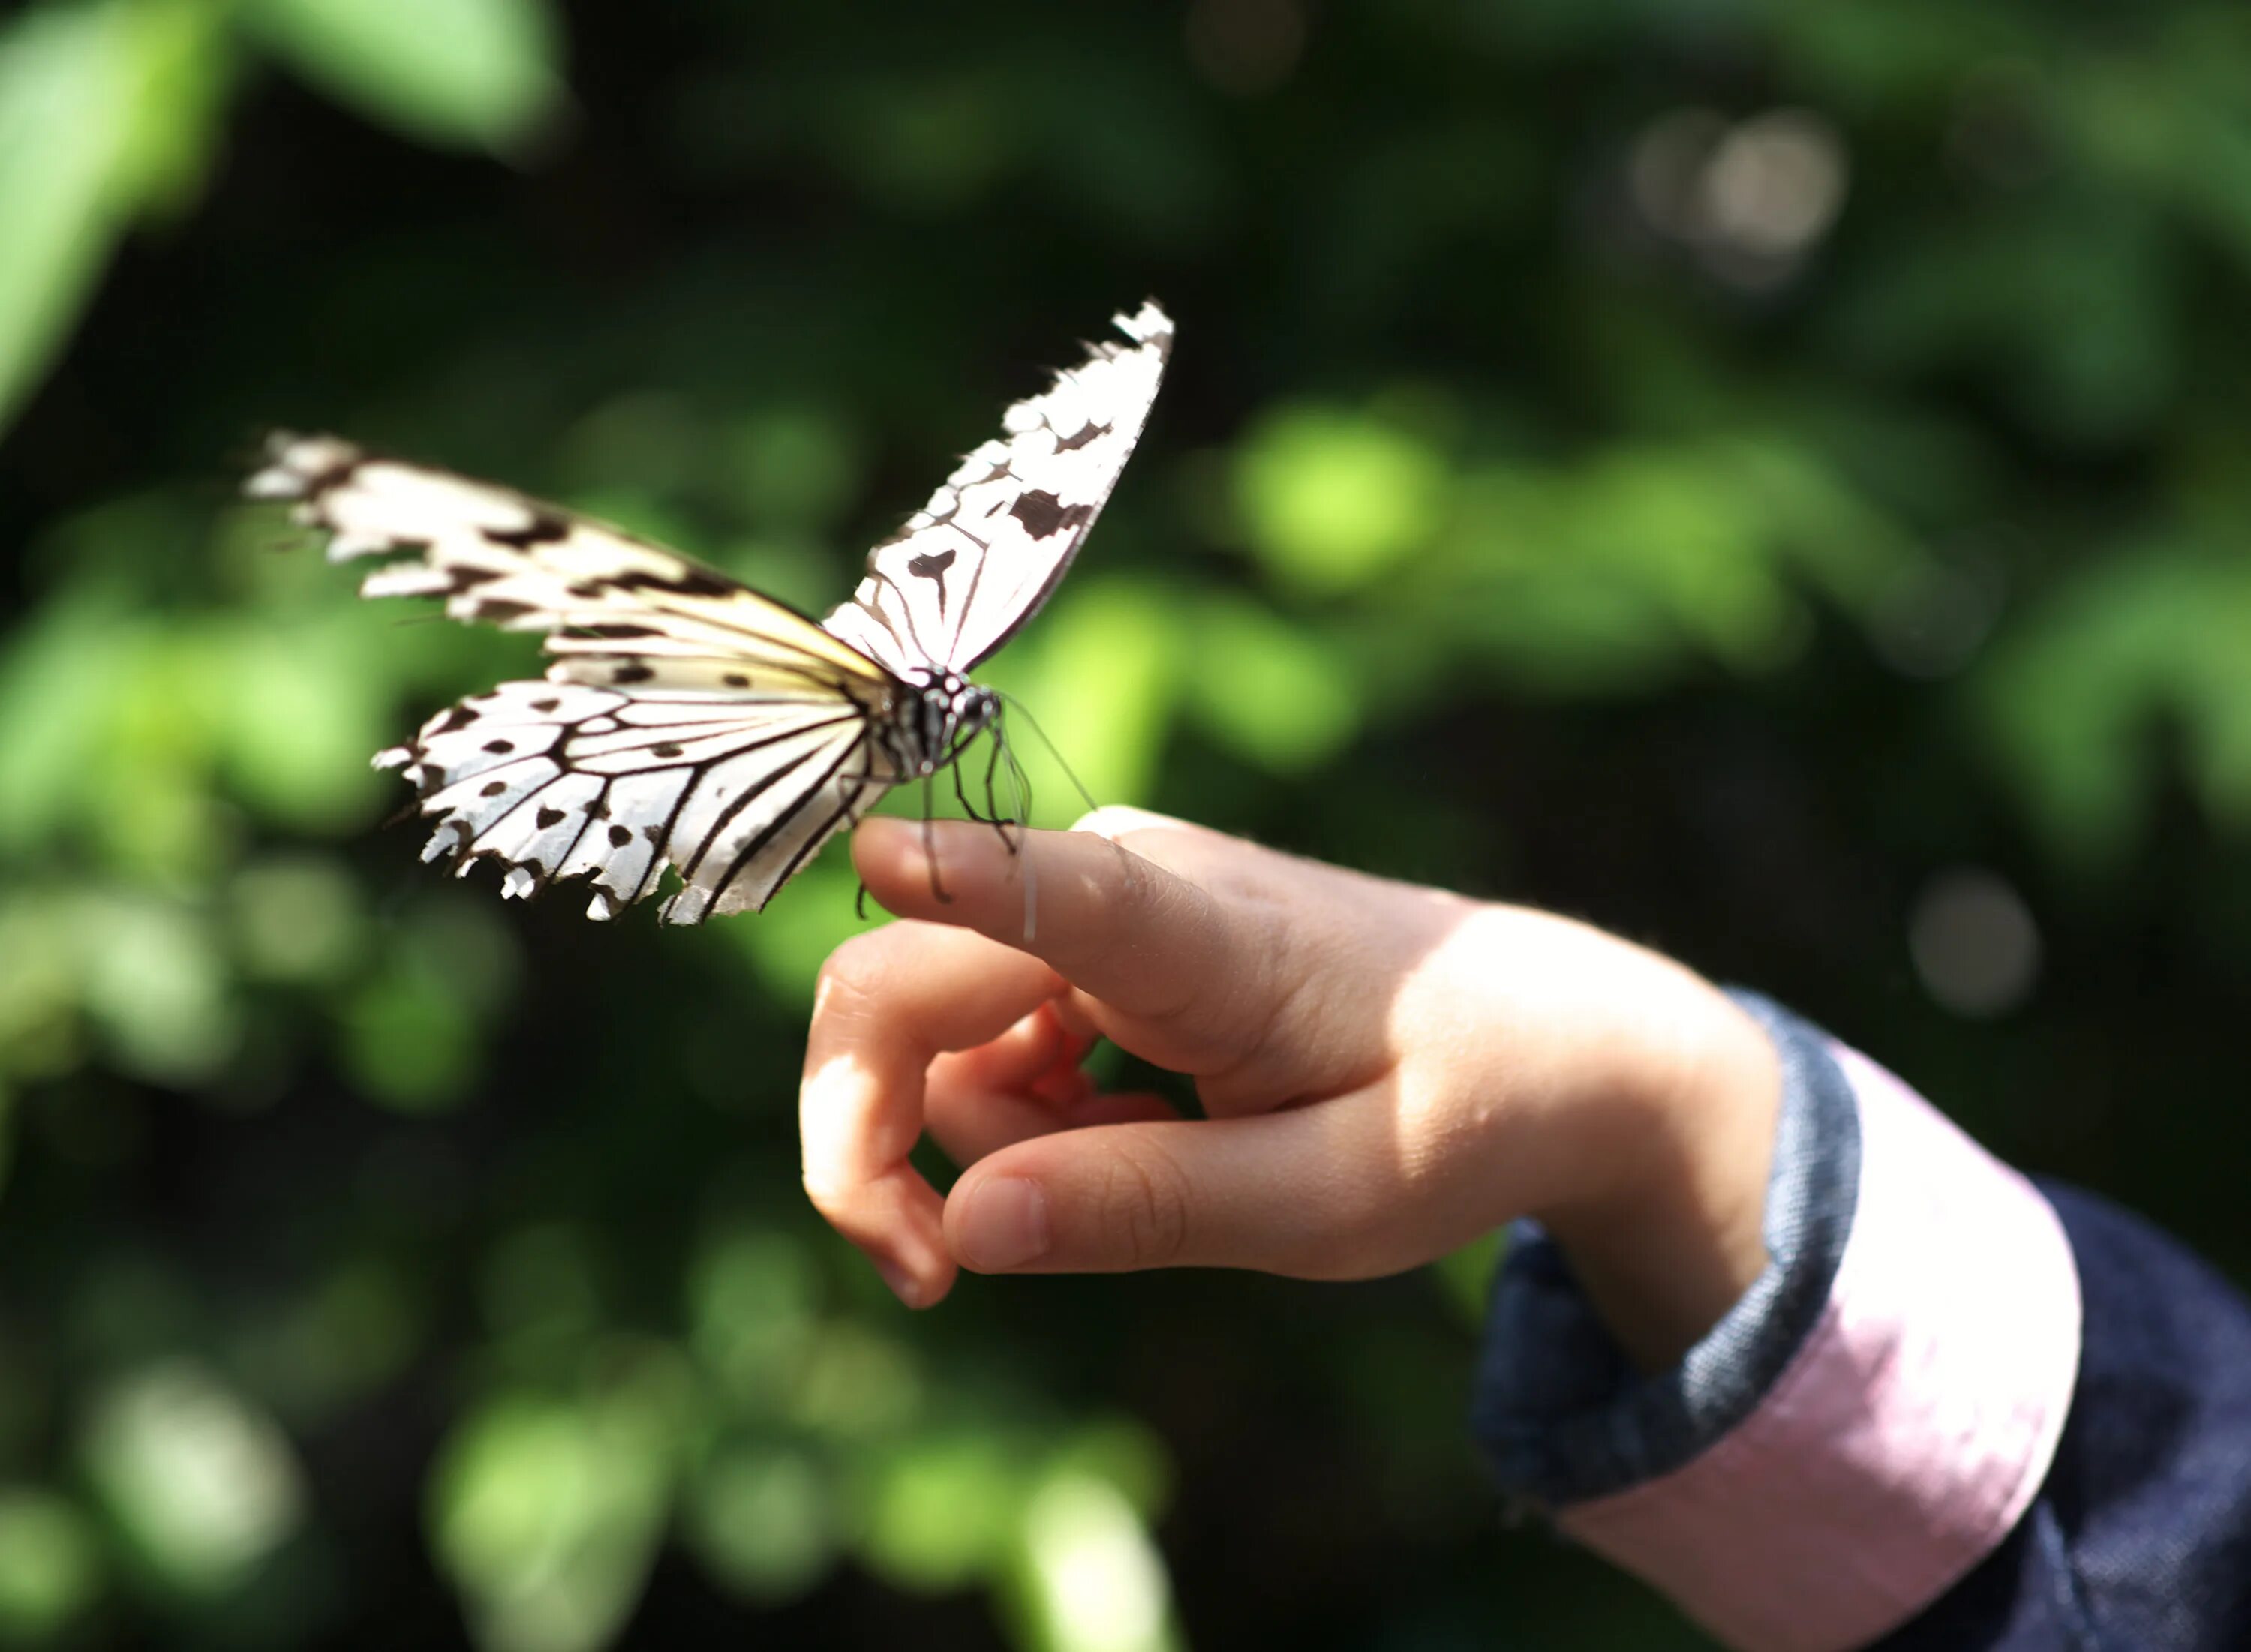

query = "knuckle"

[798,1166,848,1218]
[813,931,897,1018]
[1099,1139,1193,1269]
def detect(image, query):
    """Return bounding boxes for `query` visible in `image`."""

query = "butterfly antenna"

[993,690,1138,901]
[993,692,1103,821]
[992,717,1038,942]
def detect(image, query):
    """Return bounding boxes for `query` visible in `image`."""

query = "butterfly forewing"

[824,302,1172,677]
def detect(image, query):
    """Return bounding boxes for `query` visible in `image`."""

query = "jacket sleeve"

[1471,994,2251,1651]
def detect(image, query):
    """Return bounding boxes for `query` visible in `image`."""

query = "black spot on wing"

[583,623,659,641]
[294,449,365,500]
[483,508,571,548]
[611,663,654,685]
[473,599,535,624]
[607,824,634,847]
[907,548,957,617]
[609,566,738,599]
[536,807,565,828]
[1008,489,1095,542]
[1054,421,1111,452]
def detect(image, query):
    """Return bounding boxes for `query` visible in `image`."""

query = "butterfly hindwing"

[382,680,881,921]
[823,302,1172,677]
[250,435,903,921]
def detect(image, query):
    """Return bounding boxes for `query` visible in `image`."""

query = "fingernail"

[856,818,912,852]
[876,1257,926,1308]
[956,1178,1050,1271]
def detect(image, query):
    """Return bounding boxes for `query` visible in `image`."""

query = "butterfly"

[246,302,1171,924]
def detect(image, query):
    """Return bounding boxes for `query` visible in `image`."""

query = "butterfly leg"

[921,776,954,905]
[951,749,1000,828]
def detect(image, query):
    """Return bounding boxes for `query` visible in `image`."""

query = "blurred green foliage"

[2,0,2249,1647]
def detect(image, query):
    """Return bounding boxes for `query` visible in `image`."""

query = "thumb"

[942,1100,1423,1281]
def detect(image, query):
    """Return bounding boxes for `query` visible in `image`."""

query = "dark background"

[3,0,2249,1646]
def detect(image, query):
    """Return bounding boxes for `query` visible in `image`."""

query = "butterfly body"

[248,302,1171,923]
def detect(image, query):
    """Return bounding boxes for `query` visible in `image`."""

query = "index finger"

[852,818,1270,1056]
[801,919,1062,1306]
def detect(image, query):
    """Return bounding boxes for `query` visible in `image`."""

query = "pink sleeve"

[1553,1044,2083,1652]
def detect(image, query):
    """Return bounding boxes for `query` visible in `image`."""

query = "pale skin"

[801,807,1781,1372]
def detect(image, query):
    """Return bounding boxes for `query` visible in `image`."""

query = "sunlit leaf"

[0,0,226,436]
[79,894,238,1085]
[228,855,368,985]
[1000,1473,1182,1652]
[1235,407,1449,598]
[1977,541,2251,864]
[82,1360,306,1596]
[0,1488,101,1642]
[983,579,1183,815]
[1186,596,1359,775]
[683,1441,834,1603]
[687,1230,820,1410]
[239,0,564,155]
[430,1384,672,1652]
[856,1433,1022,1592]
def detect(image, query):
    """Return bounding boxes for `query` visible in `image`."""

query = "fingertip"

[852,818,1014,916]
[947,1174,1053,1273]
[876,1253,956,1308]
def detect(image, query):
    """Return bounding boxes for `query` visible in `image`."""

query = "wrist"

[1530,953,1781,1371]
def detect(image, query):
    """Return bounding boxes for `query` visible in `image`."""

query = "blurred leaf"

[237,1260,422,1422]
[228,854,368,985]
[1431,1231,1507,1333]
[339,897,518,1111]
[214,614,396,831]
[728,857,870,1005]
[82,1360,306,1597]
[1000,1473,1182,1652]
[0,589,136,860]
[1186,595,1360,775]
[687,1228,820,1410]
[1236,407,1450,598]
[786,1323,921,1440]
[1977,540,2251,865]
[0,0,227,435]
[431,1382,672,1652]
[682,1441,835,1604]
[239,0,564,155]
[0,1488,101,1644]
[857,1432,1021,1593]
[985,579,1183,815]
[79,894,238,1085]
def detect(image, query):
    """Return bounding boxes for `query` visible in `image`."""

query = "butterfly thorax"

[882,668,998,778]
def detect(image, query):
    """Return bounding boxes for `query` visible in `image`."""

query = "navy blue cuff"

[1471,993,1862,1508]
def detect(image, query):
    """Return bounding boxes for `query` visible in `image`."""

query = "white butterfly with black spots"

[247,301,1172,924]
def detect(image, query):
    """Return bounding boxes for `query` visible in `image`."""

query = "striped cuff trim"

[1555,1043,2081,1652]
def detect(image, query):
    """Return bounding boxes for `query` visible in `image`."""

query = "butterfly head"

[899,670,999,777]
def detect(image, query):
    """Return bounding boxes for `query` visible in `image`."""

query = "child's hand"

[801,809,1780,1368]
